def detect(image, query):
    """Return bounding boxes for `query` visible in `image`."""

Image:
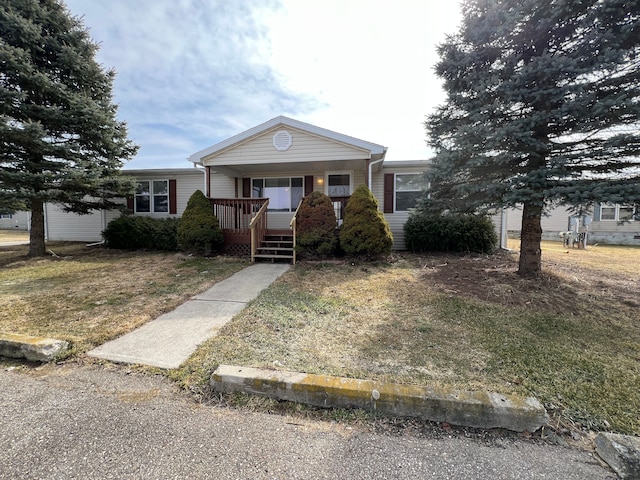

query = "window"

[600,203,635,222]
[135,180,169,213]
[327,173,351,197]
[0,214,12,219]
[395,173,427,211]
[252,177,303,212]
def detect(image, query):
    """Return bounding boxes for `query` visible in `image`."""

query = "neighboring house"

[0,211,29,230]
[505,203,639,245]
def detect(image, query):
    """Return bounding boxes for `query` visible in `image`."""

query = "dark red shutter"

[383,173,394,214]
[304,176,314,196]
[126,196,134,211]
[242,178,251,198]
[169,179,177,214]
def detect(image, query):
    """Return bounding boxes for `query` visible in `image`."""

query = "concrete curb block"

[595,432,640,479]
[211,365,550,433]
[0,332,68,362]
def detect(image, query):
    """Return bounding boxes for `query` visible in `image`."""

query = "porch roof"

[188,116,388,168]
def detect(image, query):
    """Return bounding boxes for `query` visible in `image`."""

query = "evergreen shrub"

[177,190,223,255]
[295,191,338,259]
[404,211,497,253]
[103,215,179,251]
[339,184,393,259]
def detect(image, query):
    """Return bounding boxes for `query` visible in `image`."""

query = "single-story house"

[0,211,30,230]
[8,116,638,256]
[505,203,640,245]
[187,116,432,259]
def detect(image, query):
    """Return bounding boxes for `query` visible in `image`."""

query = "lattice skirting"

[223,243,250,257]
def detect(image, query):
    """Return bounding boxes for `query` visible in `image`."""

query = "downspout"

[204,166,211,198]
[500,208,508,250]
[367,156,385,189]
[43,202,49,241]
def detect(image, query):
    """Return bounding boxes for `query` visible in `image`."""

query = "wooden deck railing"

[249,199,269,263]
[209,198,268,233]
[289,199,303,265]
[209,196,350,258]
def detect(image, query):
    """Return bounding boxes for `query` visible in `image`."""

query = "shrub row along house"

[12,116,640,256]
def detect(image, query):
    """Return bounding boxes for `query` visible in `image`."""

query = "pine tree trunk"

[28,199,47,257]
[518,201,543,277]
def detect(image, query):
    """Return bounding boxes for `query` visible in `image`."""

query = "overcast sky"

[62,0,462,169]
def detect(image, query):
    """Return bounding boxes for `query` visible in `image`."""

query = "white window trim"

[324,171,353,197]
[394,172,428,213]
[251,176,304,213]
[135,179,169,214]
[600,203,635,222]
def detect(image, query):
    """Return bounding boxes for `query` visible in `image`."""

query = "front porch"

[209,197,349,263]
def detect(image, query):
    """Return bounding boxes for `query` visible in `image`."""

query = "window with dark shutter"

[383,173,394,213]
[305,176,314,196]
[242,178,251,198]
[169,179,177,214]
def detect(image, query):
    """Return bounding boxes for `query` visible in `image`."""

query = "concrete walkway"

[88,263,290,369]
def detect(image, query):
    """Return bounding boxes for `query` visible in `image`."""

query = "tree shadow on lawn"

[352,251,640,435]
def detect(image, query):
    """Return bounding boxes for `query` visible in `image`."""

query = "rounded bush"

[339,184,393,259]
[177,190,223,255]
[404,211,497,253]
[295,191,338,259]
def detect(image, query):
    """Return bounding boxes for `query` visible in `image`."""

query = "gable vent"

[273,130,292,151]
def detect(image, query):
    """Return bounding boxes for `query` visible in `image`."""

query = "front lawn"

[2,239,638,436]
[178,241,640,436]
[0,242,246,356]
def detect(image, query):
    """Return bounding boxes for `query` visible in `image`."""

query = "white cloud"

[63,0,461,168]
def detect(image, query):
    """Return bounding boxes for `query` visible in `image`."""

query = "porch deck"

[209,196,349,259]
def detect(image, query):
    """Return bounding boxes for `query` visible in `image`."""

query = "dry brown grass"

[178,240,640,435]
[3,236,639,435]
[0,242,245,355]
[0,229,29,242]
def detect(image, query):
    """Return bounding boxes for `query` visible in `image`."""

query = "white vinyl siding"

[0,211,29,230]
[202,127,371,167]
[43,170,204,241]
[505,206,574,233]
[209,174,236,198]
[44,203,106,242]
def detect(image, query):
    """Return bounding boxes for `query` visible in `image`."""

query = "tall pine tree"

[0,0,138,256]
[426,0,640,277]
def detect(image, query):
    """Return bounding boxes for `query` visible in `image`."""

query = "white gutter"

[367,153,387,188]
